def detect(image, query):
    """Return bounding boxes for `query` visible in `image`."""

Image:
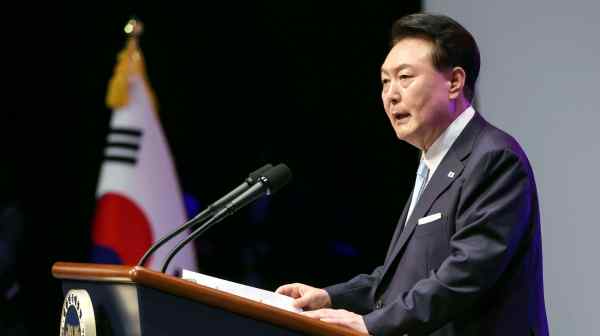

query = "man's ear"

[448,67,466,99]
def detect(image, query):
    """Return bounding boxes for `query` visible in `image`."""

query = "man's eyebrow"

[381,64,412,75]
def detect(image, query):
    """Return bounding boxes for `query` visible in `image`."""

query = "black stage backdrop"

[8,1,420,333]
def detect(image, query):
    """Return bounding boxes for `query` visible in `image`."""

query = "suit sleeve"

[324,265,384,314]
[364,149,535,335]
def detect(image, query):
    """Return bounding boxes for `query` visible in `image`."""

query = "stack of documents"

[182,269,302,313]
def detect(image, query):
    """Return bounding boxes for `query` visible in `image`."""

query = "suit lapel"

[380,155,464,277]
[380,112,488,279]
[384,192,412,262]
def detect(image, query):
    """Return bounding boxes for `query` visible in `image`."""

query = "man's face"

[381,37,455,150]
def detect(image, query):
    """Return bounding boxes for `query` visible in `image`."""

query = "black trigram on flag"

[104,127,143,165]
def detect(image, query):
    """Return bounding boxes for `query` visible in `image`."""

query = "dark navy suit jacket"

[325,113,548,336]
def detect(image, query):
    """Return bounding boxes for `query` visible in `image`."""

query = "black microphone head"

[260,163,292,194]
[246,163,273,184]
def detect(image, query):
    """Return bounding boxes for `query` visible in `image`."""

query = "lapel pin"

[448,171,455,178]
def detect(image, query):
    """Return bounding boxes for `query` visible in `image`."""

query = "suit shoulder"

[473,122,530,164]
[467,121,535,179]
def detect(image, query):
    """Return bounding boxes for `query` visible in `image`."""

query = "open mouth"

[393,112,410,121]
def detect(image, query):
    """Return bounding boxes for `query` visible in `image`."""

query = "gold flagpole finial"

[124,18,144,38]
[106,17,148,109]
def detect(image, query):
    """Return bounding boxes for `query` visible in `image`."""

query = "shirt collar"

[422,106,476,178]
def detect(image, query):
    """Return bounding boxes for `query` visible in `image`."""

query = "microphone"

[137,163,273,267]
[160,163,292,273]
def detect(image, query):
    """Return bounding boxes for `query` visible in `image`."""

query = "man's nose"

[384,81,401,105]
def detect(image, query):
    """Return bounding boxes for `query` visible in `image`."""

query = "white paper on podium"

[181,269,303,313]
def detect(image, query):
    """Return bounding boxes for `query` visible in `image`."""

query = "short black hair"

[390,13,480,102]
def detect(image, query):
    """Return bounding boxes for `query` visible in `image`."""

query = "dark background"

[5,1,421,333]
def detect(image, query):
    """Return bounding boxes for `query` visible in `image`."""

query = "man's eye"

[399,74,412,80]
[381,79,390,85]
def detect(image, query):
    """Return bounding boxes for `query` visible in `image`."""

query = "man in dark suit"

[277,13,548,335]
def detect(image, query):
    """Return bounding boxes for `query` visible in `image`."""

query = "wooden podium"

[52,262,365,336]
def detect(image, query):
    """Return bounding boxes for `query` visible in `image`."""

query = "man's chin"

[394,130,422,148]
[394,128,412,142]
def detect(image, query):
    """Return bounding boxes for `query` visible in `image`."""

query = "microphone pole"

[160,163,292,273]
[137,163,273,267]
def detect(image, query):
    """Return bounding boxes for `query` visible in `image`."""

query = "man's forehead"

[381,38,434,72]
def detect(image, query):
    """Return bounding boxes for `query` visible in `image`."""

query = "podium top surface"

[52,262,367,336]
